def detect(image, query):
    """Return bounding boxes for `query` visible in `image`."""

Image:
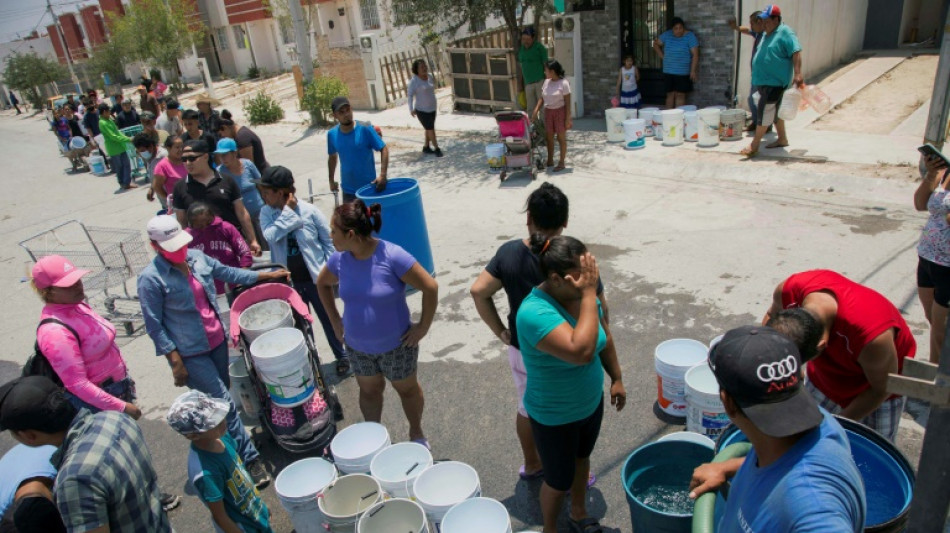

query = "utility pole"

[46,0,81,91]
[920,5,950,179]
[286,0,315,83]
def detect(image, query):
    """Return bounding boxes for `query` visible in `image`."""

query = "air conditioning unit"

[554,17,575,33]
[360,34,375,51]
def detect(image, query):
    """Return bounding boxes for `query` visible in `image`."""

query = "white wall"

[247,19,281,73]
[902,0,945,44]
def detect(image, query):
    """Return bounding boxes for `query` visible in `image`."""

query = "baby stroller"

[495,110,545,182]
[229,267,343,455]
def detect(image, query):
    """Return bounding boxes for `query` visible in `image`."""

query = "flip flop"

[568,516,603,533]
[765,141,789,149]
[553,164,566,172]
[411,438,431,451]
[740,147,758,158]
[519,465,544,480]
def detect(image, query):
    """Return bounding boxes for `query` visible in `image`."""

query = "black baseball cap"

[709,325,821,437]
[331,97,351,113]
[254,165,295,189]
[166,99,180,110]
[183,139,211,154]
[0,376,64,432]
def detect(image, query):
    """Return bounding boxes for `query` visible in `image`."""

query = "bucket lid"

[413,461,480,507]
[275,458,337,500]
[249,327,305,361]
[330,422,390,462]
[655,339,708,366]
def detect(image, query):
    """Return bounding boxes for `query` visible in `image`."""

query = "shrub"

[242,91,284,125]
[300,75,348,126]
[247,65,261,79]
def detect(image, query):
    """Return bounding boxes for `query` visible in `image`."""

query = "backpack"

[22,318,79,387]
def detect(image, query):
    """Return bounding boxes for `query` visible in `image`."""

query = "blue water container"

[356,178,435,277]
[622,440,714,533]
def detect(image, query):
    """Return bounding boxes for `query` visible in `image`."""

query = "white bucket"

[605,107,627,142]
[660,109,685,147]
[370,442,433,499]
[622,119,646,151]
[239,299,293,344]
[639,108,659,137]
[249,327,315,408]
[413,461,481,529]
[677,104,698,112]
[685,364,730,439]
[697,108,721,147]
[88,155,106,175]
[276,458,339,533]
[709,334,724,348]
[357,498,429,533]
[654,339,708,417]
[228,358,261,418]
[441,497,512,533]
[331,422,391,475]
[657,431,715,449]
[486,144,505,173]
[624,108,639,121]
[318,474,383,533]
[719,109,745,141]
[652,110,665,140]
[684,111,699,142]
[778,87,802,121]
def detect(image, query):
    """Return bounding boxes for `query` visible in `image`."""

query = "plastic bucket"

[228,358,261,418]
[778,87,802,121]
[88,155,106,175]
[716,417,915,532]
[697,108,721,147]
[249,327,315,408]
[719,109,745,141]
[238,299,293,344]
[677,105,698,112]
[485,144,506,173]
[652,110,665,140]
[639,108,659,137]
[276,457,339,533]
[624,108,639,120]
[657,431,715,449]
[683,111,698,142]
[413,461,481,529]
[622,119,646,151]
[684,364,728,439]
[318,474,383,532]
[623,440,714,532]
[356,178,436,279]
[441,497,512,533]
[605,107,627,142]
[331,422,391,475]
[709,334,724,349]
[69,136,87,150]
[357,498,429,533]
[660,109,685,147]
[370,442,433,499]
[654,339,708,418]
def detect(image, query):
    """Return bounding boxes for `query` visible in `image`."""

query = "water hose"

[692,442,753,533]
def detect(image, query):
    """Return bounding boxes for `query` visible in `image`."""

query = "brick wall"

[676,0,736,108]
[579,2,620,117]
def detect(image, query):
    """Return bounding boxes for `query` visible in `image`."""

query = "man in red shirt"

[764,270,915,442]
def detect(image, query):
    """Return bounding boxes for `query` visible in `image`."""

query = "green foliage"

[243,91,285,125]
[300,76,348,126]
[246,66,261,79]
[85,41,126,85]
[387,0,554,49]
[2,52,68,108]
[107,0,207,79]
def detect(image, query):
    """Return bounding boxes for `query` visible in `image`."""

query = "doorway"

[619,0,674,105]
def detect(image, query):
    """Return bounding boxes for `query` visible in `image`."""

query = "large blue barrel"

[715,417,914,532]
[623,440,714,533]
[356,178,435,277]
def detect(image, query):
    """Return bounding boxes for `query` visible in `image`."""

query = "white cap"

[146,215,193,251]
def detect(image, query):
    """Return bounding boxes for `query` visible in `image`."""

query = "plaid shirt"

[51,410,171,533]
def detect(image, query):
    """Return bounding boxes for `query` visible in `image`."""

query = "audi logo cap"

[709,325,821,437]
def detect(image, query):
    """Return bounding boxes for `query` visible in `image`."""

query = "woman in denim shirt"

[137,215,287,488]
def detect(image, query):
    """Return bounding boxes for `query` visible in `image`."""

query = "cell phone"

[918,143,950,167]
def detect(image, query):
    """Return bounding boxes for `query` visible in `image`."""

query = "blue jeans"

[65,376,136,412]
[748,86,758,127]
[182,341,260,463]
[111,152,131,187]
[294,280,346,360]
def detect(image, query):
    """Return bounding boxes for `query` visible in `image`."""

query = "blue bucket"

[356,178,435,277]
[716,417,914,532]
[623,440,714,533]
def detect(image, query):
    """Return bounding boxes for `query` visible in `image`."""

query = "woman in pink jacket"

[32,255,141,420]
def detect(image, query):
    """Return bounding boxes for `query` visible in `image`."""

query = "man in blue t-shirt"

[743,4,804,158]
[327,96,389,202]
[689,325,866,533]
[729,11,767,130]
[653,17,699,109]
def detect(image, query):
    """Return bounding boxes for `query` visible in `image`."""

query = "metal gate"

[619,0,673,105]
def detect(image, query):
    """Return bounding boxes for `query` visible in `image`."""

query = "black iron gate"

[619,0,674,105]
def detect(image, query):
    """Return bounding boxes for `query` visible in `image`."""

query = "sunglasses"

[181,154,206,162]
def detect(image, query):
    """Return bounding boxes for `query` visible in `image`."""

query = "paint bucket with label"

[654,339,708,419]
[606,107,627,142]
[622,119,646,150]
[639,108,659,137]
[685,364,729,439]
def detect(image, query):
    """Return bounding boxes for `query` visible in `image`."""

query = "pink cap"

[31,255,90,290]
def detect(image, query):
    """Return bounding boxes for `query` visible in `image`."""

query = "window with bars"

[233,25,248,50]
[360,0,381,31]
[216,28,229,51]
[279,22,294,45]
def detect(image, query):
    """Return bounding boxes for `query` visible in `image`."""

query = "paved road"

[0,111,930,532]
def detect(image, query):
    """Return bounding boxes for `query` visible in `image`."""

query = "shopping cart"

[19,220,150,335]
[119,125,147,180]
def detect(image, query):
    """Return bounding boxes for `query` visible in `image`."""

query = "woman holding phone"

[914,148,950,363]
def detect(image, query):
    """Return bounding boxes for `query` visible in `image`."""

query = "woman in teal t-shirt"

[515,235,625,533]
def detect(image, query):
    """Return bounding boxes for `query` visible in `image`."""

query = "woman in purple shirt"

[316,200,438,449]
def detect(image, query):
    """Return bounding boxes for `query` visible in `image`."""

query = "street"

[0,108,931,532]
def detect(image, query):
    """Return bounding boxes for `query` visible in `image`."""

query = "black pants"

[529,398,604,491]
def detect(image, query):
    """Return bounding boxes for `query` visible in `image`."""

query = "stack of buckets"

[275,421,514,533]
[653,336,729,439]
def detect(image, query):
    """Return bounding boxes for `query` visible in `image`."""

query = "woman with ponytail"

[316,200,438,449]
[515,235,625,533]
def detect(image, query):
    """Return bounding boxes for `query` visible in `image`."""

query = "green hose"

[691,442,753,533]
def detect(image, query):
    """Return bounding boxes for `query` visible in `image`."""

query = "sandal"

[566,473,596,495]
[765,140,789,149]
[740,147,758,158]
[568,516,603,533]
[552,164,566,172]
[335,358,350,376]
[519,465,544,480]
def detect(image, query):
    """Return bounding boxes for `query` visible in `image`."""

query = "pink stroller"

[495,110,545,181]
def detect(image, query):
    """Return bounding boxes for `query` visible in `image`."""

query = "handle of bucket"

[691,442,751,533]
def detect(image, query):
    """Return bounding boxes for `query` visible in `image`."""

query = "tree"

[85,40,126,86]
[106,0,207,83]
[2,51,68,108]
